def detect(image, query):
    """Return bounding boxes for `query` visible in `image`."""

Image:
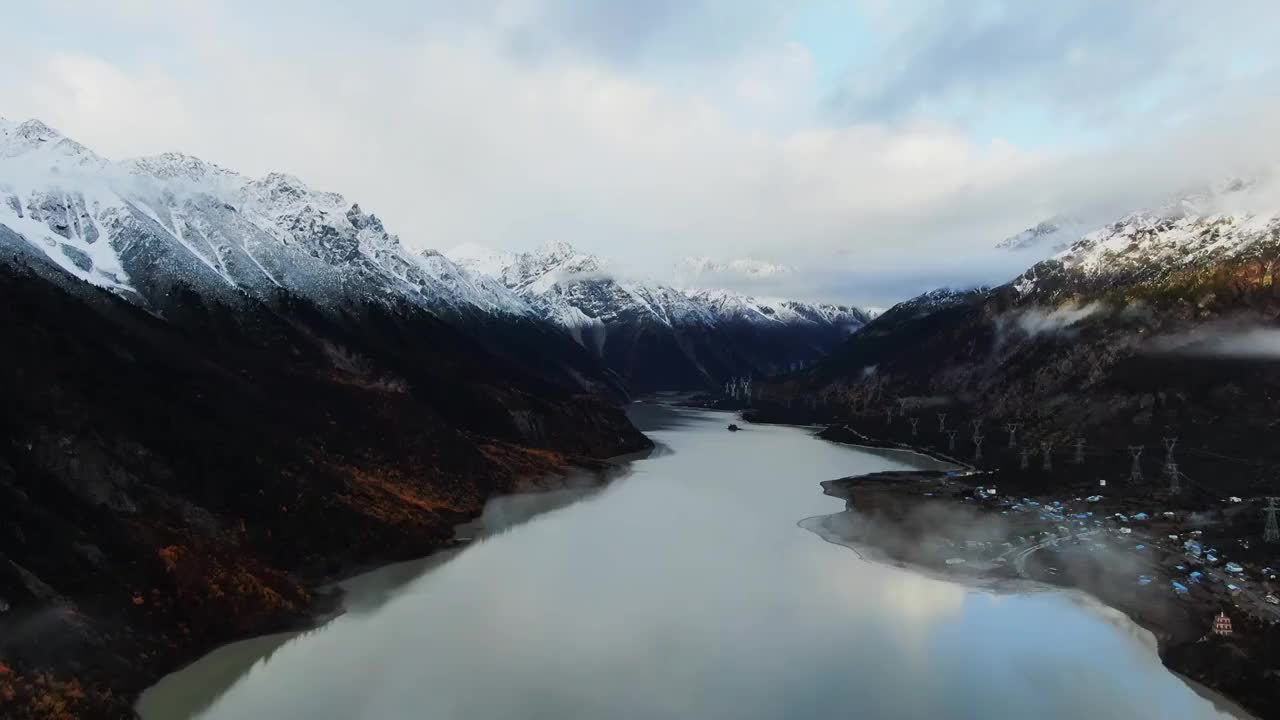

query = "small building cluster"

[1214,612,1233,637]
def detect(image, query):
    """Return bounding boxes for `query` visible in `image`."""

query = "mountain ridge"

[0,118,534,321]
[448,240,871,391]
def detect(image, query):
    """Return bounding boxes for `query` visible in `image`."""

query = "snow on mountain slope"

[447,242,519,282]
[0,118,532,318]
[453,239,860,333]
[449,241,860,334]
[453,241,694,325]
[685,288,868,330]
[1010,179,1280,300]
[1060,212,1279,278]
[1,118,105,168]
[996,215,1093,253]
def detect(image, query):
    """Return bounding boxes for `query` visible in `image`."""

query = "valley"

[4,115,1280,719]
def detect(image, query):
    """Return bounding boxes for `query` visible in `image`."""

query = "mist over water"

[140,404,1241,720]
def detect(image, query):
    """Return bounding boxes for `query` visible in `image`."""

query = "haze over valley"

[4,3,1280,719]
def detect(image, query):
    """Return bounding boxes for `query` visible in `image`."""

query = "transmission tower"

[971,418,983,434]
[937,413,948,432]
[1005,422,1022,448]
[885,406,895,424]
[908,417,920,437]
[1019,447,1030,470]
[945,429,958,452]
[973,433,985,461]
[1127,446,1144,483]
[1072,438,1085,465]
[1041,441,1053,471]
[1265,498,1280,544]
[1160,437,1180,492]
[1165,461,1181,495]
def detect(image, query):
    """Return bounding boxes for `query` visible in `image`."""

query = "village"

[809,455,1280,714]
[944,475,1278,633]
[712,378,1280,642]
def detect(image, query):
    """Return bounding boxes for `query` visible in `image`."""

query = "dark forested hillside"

[0,248,649,719]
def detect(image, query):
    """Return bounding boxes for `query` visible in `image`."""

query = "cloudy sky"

[4,1,1280,305]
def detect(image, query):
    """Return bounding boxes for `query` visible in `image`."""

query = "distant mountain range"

[1,117,867,394]
[449,241,869,391]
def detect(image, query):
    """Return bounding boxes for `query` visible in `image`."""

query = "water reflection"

[139,403,1244,720]
[139,471,615,719]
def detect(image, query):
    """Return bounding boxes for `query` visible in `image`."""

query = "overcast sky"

[4,1,1280,305]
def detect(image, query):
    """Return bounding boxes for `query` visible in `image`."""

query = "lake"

[138,402,1245,719]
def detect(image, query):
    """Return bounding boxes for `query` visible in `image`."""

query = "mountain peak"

[534,239,589,262]
[0,117,102,166]
[995,216,1090,253]
[124,152,239,184]
[257,171,310,194]
[13,118,61,141]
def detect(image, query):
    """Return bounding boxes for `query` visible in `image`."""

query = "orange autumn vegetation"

[335,464,480,525]
[478,441,569,478]
[154,543,307,635]
[0,663,111,720]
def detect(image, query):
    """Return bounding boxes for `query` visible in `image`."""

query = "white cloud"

[3,3,1279,307]
[1013,303,1105,338]
[1148,324,1280,359]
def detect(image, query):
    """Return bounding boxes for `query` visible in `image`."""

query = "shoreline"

[808,500,1256,720]
[134,447,650,718]
[783,417,1271,719]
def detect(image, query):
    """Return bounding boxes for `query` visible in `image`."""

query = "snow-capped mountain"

[995,215,1092,253]
[449,241,869,390]
[996,178,1277,267]
[1010,178,1280,301]
[452,240,865,332]
[770,175,1280,519]
[684,288,866,329]
[0,117,868,394]
[0,118,531,319]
